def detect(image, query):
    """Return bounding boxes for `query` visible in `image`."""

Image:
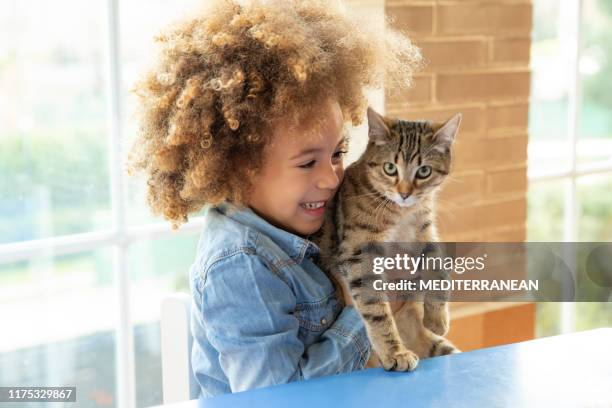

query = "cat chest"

[385,216,420,242]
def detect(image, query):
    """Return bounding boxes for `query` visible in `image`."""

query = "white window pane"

[529,0,572,175]
[577,0,612,166]
[528,146,568,338]
[528,179,565,241]
[0,0,111,243]
[577,173,612,241]
[575,303,612,330]
[0,248,117,407]
[536,303,563,337]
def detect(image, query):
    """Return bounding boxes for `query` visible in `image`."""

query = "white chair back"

[160,293,199,403]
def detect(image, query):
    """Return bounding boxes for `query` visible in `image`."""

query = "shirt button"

[321,318,327,325]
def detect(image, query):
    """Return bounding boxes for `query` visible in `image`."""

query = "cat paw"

[429,338,461,357]
[380,346,419,372]
[423,304,449,336]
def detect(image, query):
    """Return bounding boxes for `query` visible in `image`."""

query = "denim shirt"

[189,203,371,398]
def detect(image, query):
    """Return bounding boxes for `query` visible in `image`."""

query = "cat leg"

[426,331,460,357]
[357,298,419,371]
[423,301,450,336]
[334,235,421,371]
[394,301,459,357]
[416,226,451,336]
[420,243,451,336]
[347,271,419,371]
[422,264,450,336]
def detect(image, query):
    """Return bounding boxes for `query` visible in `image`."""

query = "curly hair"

[128,0,422,227]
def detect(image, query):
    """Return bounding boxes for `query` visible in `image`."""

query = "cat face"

[362,107,461,208]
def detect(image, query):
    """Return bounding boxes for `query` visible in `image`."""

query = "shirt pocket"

[294,295,342,343]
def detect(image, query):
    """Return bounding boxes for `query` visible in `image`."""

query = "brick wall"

[384,0,532,242]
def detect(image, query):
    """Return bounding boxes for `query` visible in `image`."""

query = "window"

[1,1,204,407]
[529,0,612,337]
[0,1,384,407]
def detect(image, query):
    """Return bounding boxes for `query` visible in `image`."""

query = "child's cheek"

[336,167,345,185]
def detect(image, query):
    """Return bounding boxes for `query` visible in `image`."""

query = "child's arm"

[197,252,371,393]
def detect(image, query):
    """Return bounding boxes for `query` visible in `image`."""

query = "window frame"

[529,0,612,335]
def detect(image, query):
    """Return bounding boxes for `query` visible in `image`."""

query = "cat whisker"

[374,197,392,226]
[373,196,386,215]
[371,197,386,224]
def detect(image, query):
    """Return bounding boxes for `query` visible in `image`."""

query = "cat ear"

[367,106,392,145]
[431,113,462,151]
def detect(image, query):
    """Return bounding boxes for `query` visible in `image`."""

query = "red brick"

[484,133,528,169]
[386,74,433,106]
[436,70,531,103]
[436,3,532,35]
[487,103,529,133]
[480,197,527,229]
[491,37,531,64]
[486,166,527,195]
[439,171,485,205]
[385,4,434,36]
[483,226,527,242]
[418,38,488,70]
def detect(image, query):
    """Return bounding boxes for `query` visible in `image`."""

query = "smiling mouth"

[300,201,326,210]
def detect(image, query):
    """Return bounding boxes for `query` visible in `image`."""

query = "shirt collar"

[216,203,320,263]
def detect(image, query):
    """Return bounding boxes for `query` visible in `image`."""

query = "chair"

[160,293,200,404]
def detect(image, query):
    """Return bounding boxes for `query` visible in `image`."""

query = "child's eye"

[298,160,316,169]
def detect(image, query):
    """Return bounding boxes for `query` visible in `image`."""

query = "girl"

[128,0,421,397]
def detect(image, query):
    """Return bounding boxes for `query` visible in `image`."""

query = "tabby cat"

[312,107,461,371]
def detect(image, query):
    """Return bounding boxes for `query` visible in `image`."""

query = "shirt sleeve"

[199,251,371,393]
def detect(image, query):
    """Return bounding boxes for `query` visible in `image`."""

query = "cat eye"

[416,165,432,179]
[383,162,397,176]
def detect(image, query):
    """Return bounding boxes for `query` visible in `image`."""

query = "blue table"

[164,328,612,407]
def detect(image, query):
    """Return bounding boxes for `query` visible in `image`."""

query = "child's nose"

[317,163,341,190]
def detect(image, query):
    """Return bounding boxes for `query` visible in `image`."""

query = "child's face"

[248,98,347,236]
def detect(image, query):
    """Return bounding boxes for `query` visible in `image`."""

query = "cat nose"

[399,192,410,200]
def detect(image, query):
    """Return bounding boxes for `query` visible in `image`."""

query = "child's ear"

[431,113,462,150]
[367,106,392,145]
